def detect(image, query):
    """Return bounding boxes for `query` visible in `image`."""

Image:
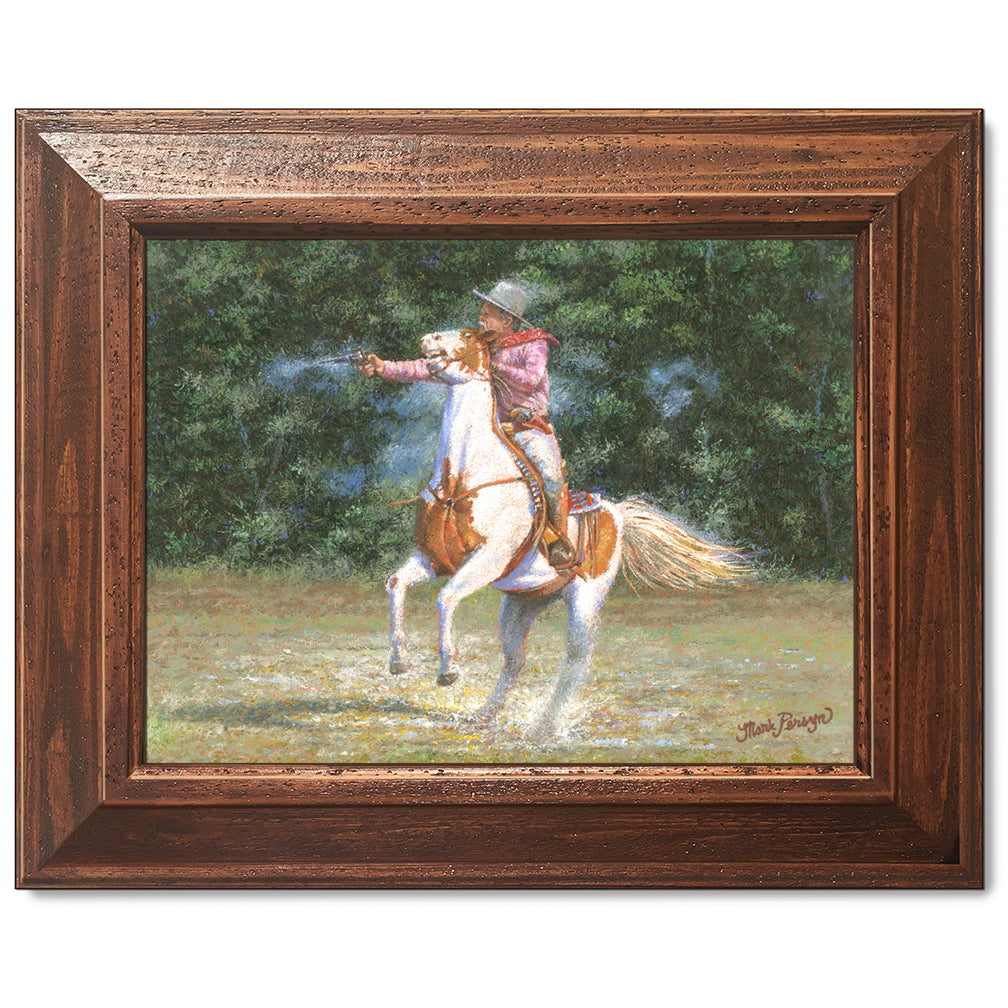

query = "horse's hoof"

[436,672,459,687]
[464,707,496,726]
[389,658,411,676]
[526,720,555,743]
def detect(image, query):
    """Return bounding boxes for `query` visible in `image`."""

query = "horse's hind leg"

[527,580,601,741]
[468,592,556,724]
[387,551,436,676]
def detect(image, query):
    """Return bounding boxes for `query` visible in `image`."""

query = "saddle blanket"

[569,490,604,515]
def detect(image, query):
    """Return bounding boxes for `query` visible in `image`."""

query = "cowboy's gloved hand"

[357,354,386,378]
[425,353,447,376]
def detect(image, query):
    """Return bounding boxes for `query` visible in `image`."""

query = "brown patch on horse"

[414,500,455,575]
[414,457,489,576]
[585,507,619,579]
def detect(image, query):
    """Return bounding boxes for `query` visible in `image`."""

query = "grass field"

[146,569,853,765]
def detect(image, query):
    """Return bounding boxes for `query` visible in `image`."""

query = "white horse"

[386,328,744,739]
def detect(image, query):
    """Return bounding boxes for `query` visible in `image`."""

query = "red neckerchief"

[489,327,560,350]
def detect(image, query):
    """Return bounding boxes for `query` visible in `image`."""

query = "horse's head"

[421,328,490,382]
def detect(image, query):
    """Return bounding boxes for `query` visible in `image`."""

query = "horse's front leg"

[435,545,509,686]
[387,551,436,676]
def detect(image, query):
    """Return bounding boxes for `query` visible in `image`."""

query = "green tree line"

[146,238,853,579]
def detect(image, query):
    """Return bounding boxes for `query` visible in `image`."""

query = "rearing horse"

[386,328,743,739]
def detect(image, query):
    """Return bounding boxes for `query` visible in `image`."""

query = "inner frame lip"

[134,226,868,789]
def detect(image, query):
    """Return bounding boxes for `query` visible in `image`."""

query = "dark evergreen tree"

[146,238,853,578]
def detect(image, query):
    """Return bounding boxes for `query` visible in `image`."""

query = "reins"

[389,475,524,510]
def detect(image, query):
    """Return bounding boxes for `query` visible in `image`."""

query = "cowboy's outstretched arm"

[358,356,439,382]
[355,354,386,377]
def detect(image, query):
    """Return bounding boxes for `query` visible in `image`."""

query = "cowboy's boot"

[543,485,576,569]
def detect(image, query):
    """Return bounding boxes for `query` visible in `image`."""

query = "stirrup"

[547,537,577,571]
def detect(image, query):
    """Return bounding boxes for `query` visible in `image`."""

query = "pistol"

[319,351,370,366]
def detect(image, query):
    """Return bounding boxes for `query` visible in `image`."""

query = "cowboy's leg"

[513,429,574,565]
[386,551,437,676]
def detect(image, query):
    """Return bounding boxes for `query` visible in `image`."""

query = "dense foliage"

[147,238,853,578]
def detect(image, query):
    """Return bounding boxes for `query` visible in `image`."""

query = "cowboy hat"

[472,279,534,329]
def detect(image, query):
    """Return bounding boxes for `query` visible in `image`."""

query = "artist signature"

[736,709,833,742]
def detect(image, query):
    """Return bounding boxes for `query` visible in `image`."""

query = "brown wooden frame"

[15,110,982,887]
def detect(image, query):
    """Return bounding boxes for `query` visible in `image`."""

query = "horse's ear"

[460,327,481,343]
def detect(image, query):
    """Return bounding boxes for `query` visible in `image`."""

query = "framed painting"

[15,109,982,887]
[143,234,855,766]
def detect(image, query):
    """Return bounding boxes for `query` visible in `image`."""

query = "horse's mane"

[452,328,493,379]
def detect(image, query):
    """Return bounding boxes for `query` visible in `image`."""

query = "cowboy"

[357,279,576,569]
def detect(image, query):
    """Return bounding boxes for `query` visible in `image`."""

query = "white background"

[3,4,1002,1005]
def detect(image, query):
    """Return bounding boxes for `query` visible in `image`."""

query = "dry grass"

[147,570,853,765]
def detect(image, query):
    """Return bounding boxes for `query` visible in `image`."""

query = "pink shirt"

[383,331,556,423]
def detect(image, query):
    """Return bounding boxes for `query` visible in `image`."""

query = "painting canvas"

[145,237,854,765]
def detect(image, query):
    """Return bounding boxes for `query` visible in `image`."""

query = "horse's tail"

[616,497,749,592]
